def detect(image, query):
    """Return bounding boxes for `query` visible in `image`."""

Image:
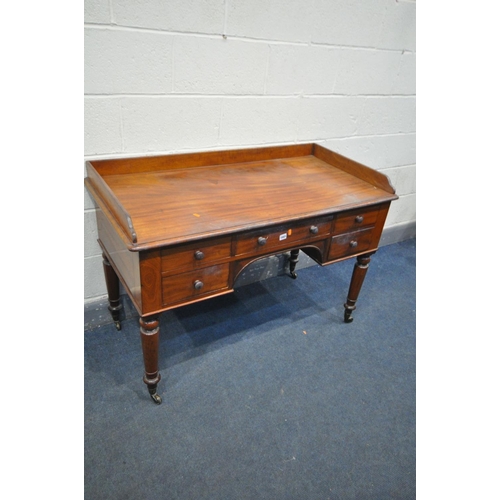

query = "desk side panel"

[85,165,137,245]
[96,208,142,312]
[370,202,391,247]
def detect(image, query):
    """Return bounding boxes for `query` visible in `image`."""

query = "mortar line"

[84,93,415,99]
[84,23,413,53]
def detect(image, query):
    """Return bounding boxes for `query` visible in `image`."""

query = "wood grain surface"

[86,144,397,250]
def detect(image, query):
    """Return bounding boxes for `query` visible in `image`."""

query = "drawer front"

[161,237,231,274]
[162,264,230,306]
[334,207,379,234]
[235,217,331,256]
[328,228,374,260]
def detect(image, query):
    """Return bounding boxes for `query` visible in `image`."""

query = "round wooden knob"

[309,225,319,234]
[349,240,358,248]
[193,280,204,290]
[194,250,205,260]
[258,236,268,246]
[355,215,364,223]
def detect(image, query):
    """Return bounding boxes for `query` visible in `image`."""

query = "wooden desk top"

[85,143,397,251]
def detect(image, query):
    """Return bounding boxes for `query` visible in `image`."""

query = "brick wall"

[84,0,416,304]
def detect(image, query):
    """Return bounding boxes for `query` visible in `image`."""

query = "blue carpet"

[85,238,416,499]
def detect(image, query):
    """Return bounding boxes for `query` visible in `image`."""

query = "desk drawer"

[328,228,374,260]
[235,217,331,256]
[162,264,230,307]
[161,237,231,275]
[334,207,379,234]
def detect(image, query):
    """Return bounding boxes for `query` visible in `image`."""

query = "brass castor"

[148,387,162,405]
[344,309,354,323]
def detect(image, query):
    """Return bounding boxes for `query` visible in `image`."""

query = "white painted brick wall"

[266,45,341,95]
[312,0,390,47]
[219,97,300,145]
[121,96,222,152]
[174,36,268,94]
[84,28,174,94]
[225,0,312,43]
[113,0,226,34]
[84,0,416,303]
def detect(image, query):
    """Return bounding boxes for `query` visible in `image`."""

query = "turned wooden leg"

[140,315,162,405]
[344,252,374,323]
[102,253,122,330]
[289,249,300,279]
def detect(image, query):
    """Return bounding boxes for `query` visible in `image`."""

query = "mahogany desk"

[85,143,398,404]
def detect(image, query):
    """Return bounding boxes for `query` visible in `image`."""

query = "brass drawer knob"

[193,280,204,290]
[258,236,268,246]
[194,250,205,260]
[349,240,358,248]
[309,225,319,235]
[355,215,364,223]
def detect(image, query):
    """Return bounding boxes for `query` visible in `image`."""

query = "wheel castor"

[344,308,354,323]
[150,393,162,405]
[148,387,162,405]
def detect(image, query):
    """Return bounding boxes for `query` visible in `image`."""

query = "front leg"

[140,315,162,404]
[344,252,374,323]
